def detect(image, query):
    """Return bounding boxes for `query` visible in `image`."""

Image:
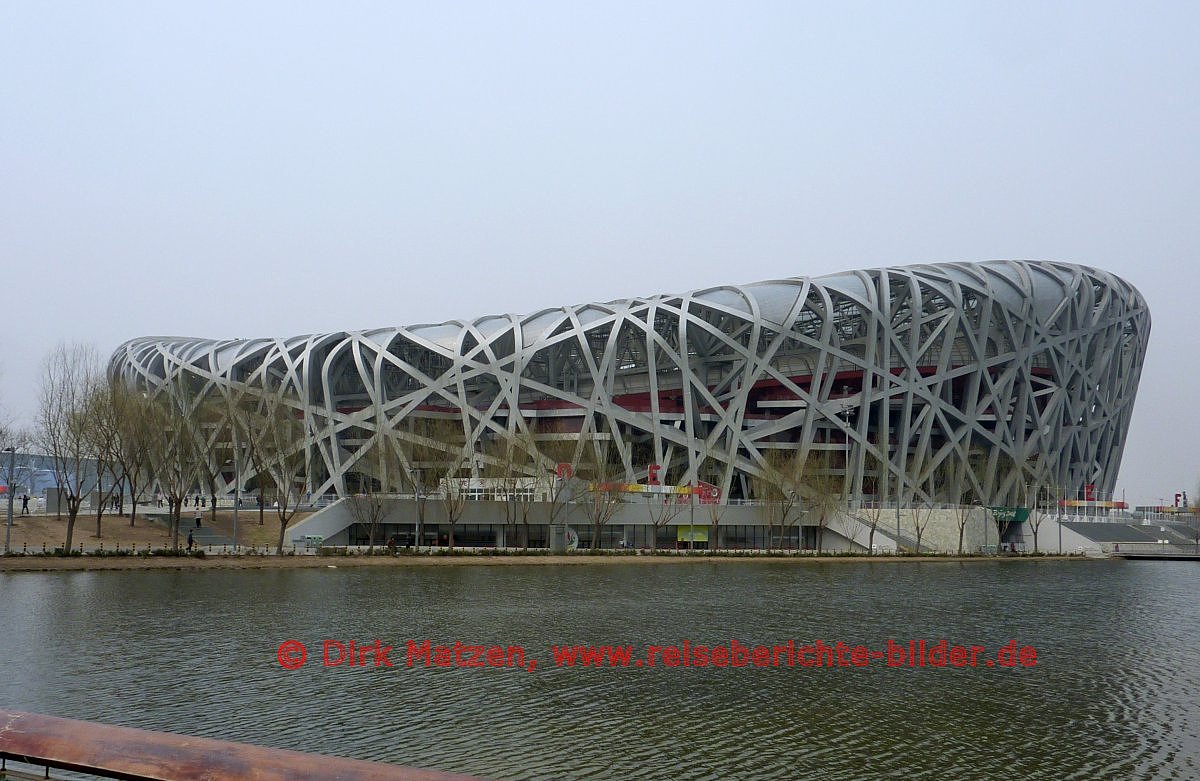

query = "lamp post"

[231,447,240,551]
[895,498,901,555]
[1055,486,1062,554]
[414,468,423,553]
[4,446,15,555]
[838,387,853,507]
[689,487,695,552]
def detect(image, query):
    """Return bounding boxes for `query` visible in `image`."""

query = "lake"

[1,559,1197,780]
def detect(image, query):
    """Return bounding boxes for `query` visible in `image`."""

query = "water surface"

[1,559,1196,780]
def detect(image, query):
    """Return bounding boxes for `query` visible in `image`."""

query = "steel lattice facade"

[110,260,1149,506]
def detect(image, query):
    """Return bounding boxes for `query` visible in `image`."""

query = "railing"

[1109,542,1200,556]
[0,710,482,780]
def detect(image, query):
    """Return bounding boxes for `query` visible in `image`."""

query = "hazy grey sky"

[2,2,1196,505]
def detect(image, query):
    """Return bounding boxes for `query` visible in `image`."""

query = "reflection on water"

[2,560,1198,780]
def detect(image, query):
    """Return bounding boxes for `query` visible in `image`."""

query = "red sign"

[696,480,722,505]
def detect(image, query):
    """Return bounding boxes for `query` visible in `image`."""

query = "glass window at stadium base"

[109,260,1150,551]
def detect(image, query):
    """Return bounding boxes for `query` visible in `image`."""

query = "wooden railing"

[0,710,483,781]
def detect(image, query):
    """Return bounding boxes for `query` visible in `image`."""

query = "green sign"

[986,507,1031,524]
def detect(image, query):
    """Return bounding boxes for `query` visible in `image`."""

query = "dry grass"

[0,507,310,554]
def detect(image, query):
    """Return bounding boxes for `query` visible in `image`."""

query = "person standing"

[20,494,30,515]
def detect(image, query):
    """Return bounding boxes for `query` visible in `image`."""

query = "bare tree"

[990,507,1019,550]
[835,510,866,553]
[642,493,683,550]
[909,504,934,553]
[857,446,890,554]
[942,462,979,556]
[1025,483,1046,554]
[583,482,628,549]
[35,343,103,552]
[1,423,31,546]
[581,467,625,550]
[410,465,439,548]
[398,416,467,549]
[441,456,469,549]
[483,430,545,550]
[508,433,541,550]
[754,449,805,551]
[346,434,402,553]
[241,393,309,554]
[705,493,726,552]
[146,385,205,550]
[483,436,519,549]
[565,441,617,549]
[799,451,845,554]
[536,437,579,535]
[950,501,974,556]
[948,455,992,555]
[109,383,156,527]
[191,396,231,529]
[229,394,276,528]
[862,501,885,554]
[83,378,122,539]
[690,461,725,551]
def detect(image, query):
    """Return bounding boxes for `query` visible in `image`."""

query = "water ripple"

[2,559,1199,780]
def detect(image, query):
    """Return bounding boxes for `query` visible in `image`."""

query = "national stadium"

[109,260,1150,551]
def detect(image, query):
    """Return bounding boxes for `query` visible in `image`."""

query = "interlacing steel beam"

[109,260,1150,507]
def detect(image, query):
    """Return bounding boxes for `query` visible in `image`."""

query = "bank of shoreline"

[0,552,1093,573]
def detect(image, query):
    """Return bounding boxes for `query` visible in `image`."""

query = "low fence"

[0,710,482,781]
[1108,542,1200,556]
